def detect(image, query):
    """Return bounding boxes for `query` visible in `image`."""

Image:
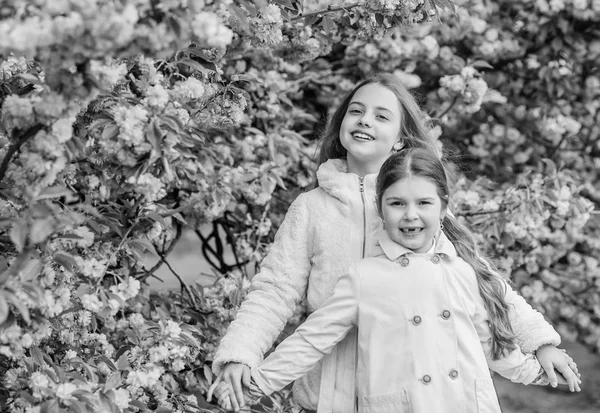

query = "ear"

[440,207,447,222]
[392,140,404,152]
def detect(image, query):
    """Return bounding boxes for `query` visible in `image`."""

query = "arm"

[212,195,314,374]
[503,281,560,352]
[503,281,581,391]
[251,267,359,395]
[471,289,541,385]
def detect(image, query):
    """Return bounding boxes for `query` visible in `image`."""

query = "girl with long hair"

[208,73,578,412]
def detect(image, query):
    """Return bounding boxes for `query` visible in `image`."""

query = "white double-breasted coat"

[251,230,541,413]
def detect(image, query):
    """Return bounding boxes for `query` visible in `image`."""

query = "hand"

[207,363,251,412]
[207,380,233,410]
[536,345,582,392]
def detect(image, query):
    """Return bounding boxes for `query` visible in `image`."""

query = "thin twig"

[138,223,183,282]
[548,134,568,159]
[458,208,506,217]
[160,254,198,309]
[433,96,459,119]
[290,2,362,22]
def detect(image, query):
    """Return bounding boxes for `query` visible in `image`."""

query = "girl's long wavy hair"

[376,148,516,359]
[315,72,441,169]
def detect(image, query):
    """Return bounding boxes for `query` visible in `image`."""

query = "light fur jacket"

[212,159,561,413]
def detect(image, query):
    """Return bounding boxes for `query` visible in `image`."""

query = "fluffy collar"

[377,229,458,261]
[316,159,378,203]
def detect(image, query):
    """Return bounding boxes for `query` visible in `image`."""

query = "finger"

[207,372,224,402]
[569,361,580,376]
[556,365,581,392]
[225,380,240,412]
[242,366,251,388]
[540,360,559,388]
[555,361,576,383]
[218,392,232,409]
[216,384,230,399]
[230,377,245,411]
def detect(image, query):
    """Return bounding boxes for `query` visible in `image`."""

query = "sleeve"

[502,280,561,353]
[250,267,359,395]
[212,195,315,374]
[472,284,541,385]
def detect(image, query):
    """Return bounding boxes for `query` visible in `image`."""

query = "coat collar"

[377,229,458,261]
[316,159,378,203]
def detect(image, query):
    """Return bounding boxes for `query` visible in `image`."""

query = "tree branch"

[290,3,362,22]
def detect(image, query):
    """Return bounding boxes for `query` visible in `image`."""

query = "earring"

[382,220,386,230]
[393,141,404,152]
[440,221,444,230]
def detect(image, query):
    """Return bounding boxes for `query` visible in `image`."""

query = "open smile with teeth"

[400,228,423,235]
[352,132,374,141]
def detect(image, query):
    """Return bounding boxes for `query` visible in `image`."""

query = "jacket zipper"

[359,176,366,259]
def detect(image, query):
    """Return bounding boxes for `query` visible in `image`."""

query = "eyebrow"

[348,101,394,114]
[385,196,436,201]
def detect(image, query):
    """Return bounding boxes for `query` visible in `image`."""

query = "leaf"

[116,352,130,371]
[96,355,118,372]
[130,400,149,412]
[19,390,38,404]
[30,347,47,367]
[191,390,217,409]
[322,16,336,32]
[177,58,217,75]
[104,372,122,391]
[29,218,55,245]
[53,251,80,273]
[6,291,31,324]
[37,186,75,199]
[230,4,250,31]
[203,363,213,383]
[146,212,167,227]
[146,119,164,153]
[128,239,158,257]
[40,399,60,413]
[271,0,295,9]
[101,124,119,141]
[10,222,28,252]
[19,257,41,282]
[19,73,42,84]
[236,73,263,84]
[0,293,8,325]
[114,344,132,362]
[470,60,494,70]
[75,283,92,298]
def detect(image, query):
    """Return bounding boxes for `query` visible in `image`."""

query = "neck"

[347,157,385,177]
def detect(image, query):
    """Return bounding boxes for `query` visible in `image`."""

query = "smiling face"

[381,175,446,253]
[339,83,403,176]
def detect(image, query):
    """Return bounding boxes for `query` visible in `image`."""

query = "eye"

[419,201,431,205]
[348,108,362,115]
[376,114,389,121]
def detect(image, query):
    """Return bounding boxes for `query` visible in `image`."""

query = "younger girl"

[209,73,577,412]
[242,148,582,413]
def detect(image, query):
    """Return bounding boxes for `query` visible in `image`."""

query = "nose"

[404,204,418,220]
[358,112,372,128]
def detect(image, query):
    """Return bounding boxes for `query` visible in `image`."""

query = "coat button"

[421,375,432,384]
[412,315,422,325]
[400,257,410,267]
[442,310,451,319]
[431,255,440,264]
[449,369,459,379]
